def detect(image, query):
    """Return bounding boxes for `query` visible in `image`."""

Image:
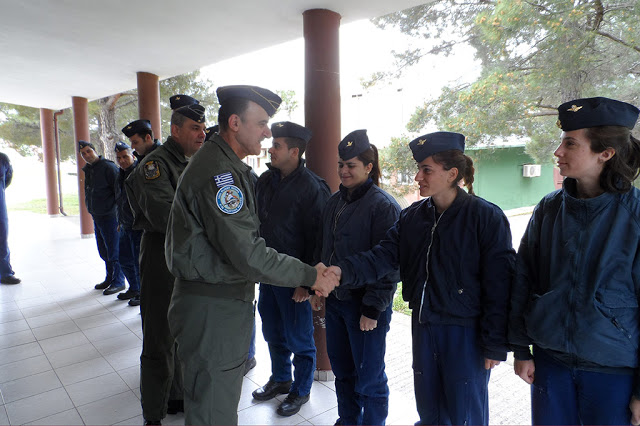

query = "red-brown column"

[39,109,60,216]
[137,72,162,140]
[304,8,341,376]
[72,96,94,237]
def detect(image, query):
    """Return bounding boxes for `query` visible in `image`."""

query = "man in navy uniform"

[79,140,125,296]
[122,119,161,160]
[253,121,331,416]
[0,152,19,285]
[114,141,141,306]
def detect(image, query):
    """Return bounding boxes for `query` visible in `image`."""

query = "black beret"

[205,125,219,141]
[271,121,312,143]
[175,104,206,124]
[122,119,152,138]
[170,94,200,110]
[216,85,282,117]
[557,97,639,131]
[78,140,95,151]
[338,129,370,160]
[114,141,131,152]
[410,132,465,163]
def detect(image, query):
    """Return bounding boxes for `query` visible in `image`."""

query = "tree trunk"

[97,94,121,162]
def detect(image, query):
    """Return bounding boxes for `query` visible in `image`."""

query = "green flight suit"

[125,136,186,422]
[165,134,317,425]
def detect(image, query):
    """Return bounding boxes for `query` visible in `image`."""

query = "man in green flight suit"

[165,85,339,426]
[125,95,206,426]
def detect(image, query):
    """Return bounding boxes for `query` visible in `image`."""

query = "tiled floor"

[0,211,532,425]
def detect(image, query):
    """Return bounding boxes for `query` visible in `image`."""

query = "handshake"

[310,262,342,297]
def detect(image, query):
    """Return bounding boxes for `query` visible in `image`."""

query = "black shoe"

[94,280,109,290]
[277,392,310,417]
[244,357,256,375]
[103,284,125,295]
[0,275,21,285]
[167,399,184,414]
[144,420,161,425]
[128,294,141,306]
[117,289,139,300]
[252,379,292,401]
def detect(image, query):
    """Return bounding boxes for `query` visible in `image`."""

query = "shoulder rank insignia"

[216,185,244,215]
[567,105,583,112]
[144,161,160,180]
[213,172,234,188]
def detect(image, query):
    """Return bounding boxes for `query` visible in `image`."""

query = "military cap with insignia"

[409,131,466,163]
[338,129,370,160]
[271,121,312,143]
[114,141,131,152]
[170,94,200,110]
[78,140,95,151]
[556,97,640,131]
[122,119,152,138]
[174,104,206,124]
[216,85,282,117]
[205,125,219,141]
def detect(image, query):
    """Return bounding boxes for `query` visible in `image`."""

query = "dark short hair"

[282,137,307,159]
[218,98,251,131]
[134,128,153,139]
[585,126,640,193]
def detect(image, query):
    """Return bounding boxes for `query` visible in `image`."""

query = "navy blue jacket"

[115,160,138,229]
[320,179,401,320]
[338,188,515,360]
[256,160,330,265]
[509,179,640,388]
[82,157,118,218]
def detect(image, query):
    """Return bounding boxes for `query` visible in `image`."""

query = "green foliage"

[379,135,417,197]
[392,282,411,316]
[9,193,79,215]
[372,0,640,162]
[276,90,299,118]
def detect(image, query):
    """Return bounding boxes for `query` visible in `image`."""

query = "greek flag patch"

[213,172,234,188]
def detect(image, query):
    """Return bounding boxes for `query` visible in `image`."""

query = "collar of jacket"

[425,186,471,216]
[339,178,373,203]
[82,156,104,171]
[266,158,306,185]
[562,177,615,216]
[212,135,252,173]
[164,136,187,160]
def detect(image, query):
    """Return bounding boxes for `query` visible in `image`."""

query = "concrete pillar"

[39,109,60,216]
[71,96,94,238]
[304,8,341,193]
[137,72,162,140]
[303,8,341,377]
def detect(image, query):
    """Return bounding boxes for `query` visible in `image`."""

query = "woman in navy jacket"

[509,97,640,425]
[313,129,400,426]
[325,132,515,425]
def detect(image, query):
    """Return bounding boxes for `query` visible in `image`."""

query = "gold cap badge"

[567,105,583,112]
[276,123,284,127]
[418,139,426,145]
[347,141,353,147]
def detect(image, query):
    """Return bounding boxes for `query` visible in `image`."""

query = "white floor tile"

[25,310,71,329]
[24,408,84,425]
[0,318,29,336]
[76,390,141,425]
[39,331,90,354]
[73,311,120,330]
[64,302,110,319]
[20,302,63,319]
[116,364,140,391]
[0,329,35,350]
[0,309,23,324]
[0,354,51,384]
[0,342,43,367]
[0,370,62,403]
[46,342,102,369]
[295,382,338,420]
[0,302,19,314]
[14,295,54,309]
[5,387,74,425]
[93,331,142,355]
[82,321,132,342]
[55,356,115,386]
[0,407,8,425]
[65,371,129,407]
[307,406,339,425]
[105,346,142,371]
[32,319,80,340]
[239,398,305,425]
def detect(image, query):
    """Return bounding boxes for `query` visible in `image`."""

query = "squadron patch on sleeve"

[143,161,160,180]
[216,185,244,215]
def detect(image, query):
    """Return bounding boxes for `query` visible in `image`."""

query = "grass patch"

[9,194,80,215]
[393,282,412,316]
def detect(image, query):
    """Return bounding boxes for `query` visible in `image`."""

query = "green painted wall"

[468,146,555,211]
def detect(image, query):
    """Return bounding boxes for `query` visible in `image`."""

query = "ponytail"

[357,144,381,187]
[432,150,475,195]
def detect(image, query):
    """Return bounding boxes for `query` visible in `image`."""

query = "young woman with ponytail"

[323,131,515,425]
[509,97,640,425]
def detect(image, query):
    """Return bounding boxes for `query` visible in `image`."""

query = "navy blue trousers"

[119,227,141,292]
[93,216,124,286]
[326,295,392,426]
[531,346,633,425]
[258,284,315,395]
[0,198,13,278]
[412,314,490,426]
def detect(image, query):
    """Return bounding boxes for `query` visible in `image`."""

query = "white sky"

[200,19,479,148]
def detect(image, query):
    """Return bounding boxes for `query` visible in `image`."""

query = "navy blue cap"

[205,125,219,141]
[338,130,370,160]
[271,121,312,143]
[175,104,206,124]
[557,97,639,131]
[78,140,94,151]
[410,132,465,163]
[114,141,131,152]
[122,119,152,137]
[216,85,281,117]
[170,94,200,110]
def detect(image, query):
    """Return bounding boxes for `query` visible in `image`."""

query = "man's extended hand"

[323,265,342,281]
[514,359,535,384]
[292,287,310,303]
[311,262,339,297]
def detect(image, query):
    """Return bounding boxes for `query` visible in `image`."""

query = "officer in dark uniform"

[252,121,330,416]
[0,152,19,285]
[125,97,206,425]
[165,85,339,425]
[79,140,126,296]
[114,141,141,306]
[122,119,161,160]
